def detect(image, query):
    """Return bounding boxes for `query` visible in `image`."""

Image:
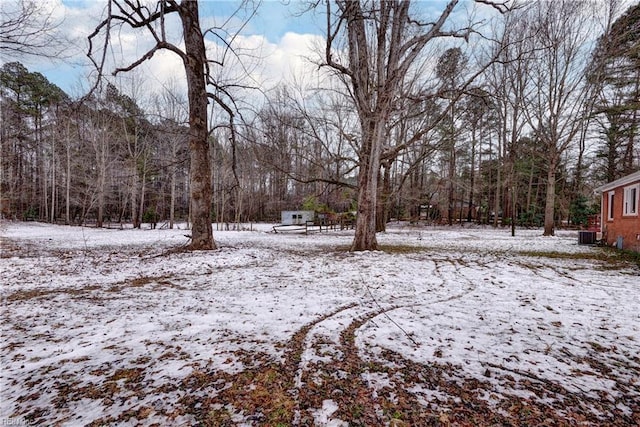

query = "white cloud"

[227,32,324,90]
[11,0,329,115]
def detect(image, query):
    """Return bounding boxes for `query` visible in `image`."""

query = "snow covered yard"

[1,221,639,426]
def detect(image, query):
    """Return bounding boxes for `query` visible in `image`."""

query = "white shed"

[281,210,315,225]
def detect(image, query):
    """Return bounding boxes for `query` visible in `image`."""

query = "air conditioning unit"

[578,231,596,245]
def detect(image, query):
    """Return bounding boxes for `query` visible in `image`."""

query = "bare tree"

[88,0,253,249]
[523,0,597,236]
[323,0,510,250]
[484,11,532,231]
[153,80,189,229]
[0,0,67,59]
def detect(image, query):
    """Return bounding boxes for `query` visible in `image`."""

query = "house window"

[608,191,615,220]
[623,184,639,216]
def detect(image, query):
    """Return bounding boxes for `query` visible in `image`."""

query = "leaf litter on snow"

[1,221,638,426]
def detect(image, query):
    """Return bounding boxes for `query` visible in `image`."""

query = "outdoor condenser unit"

[578,231,596,245]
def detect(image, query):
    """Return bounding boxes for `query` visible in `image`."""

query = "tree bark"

[139,157,147,227]
[352,117,383,251]
[170,143,176,229]
[447,141,456,226]
[131,164,139,228]
[180,0,214,250]
[65,123,71,224]
[493,141,501,227]
[377,161,392,232]
[467,128,476,223]
[543,156,557,236]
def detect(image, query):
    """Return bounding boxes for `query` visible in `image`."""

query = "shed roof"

[594,170,640,194]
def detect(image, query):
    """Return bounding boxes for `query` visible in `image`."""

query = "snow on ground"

[1,221,639,426]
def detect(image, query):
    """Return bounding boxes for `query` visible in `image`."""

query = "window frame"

[608,191,615,220]
[623,184,639,216]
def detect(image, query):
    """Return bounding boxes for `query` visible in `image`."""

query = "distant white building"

[281,210,315,225]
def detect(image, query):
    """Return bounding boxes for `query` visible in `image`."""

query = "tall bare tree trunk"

[95,131,106,228]
[180,0,214,249]
[352,117,384,251]
[467,128,477,223]
[447,142,456,226]
[170,152,176,229]
[139,159,147,227]
[65,125,71,224]
[377,161,392,232]
[51,137,56,223]
[544,160,557,236]
[131,167,139,228]
[493,140,501,227]
[623,100,638,174]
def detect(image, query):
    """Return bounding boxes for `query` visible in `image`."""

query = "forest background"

[1,0,638,239]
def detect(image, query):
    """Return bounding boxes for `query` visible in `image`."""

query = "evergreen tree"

[590,3,640,181]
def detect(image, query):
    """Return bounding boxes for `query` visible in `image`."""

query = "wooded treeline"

[1,1,638,231]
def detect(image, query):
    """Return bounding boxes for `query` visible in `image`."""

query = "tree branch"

[474,0,515,14]
[87,0,184,98]
[323,0,352,76]
[113,41,186,75]
[207,91,240,187]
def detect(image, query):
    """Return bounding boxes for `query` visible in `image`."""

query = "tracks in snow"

[282,256,482,425]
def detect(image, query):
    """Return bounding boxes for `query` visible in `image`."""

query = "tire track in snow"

[285,255,483,425]
[290,302,400,425]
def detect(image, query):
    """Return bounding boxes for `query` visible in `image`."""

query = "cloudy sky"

[7,0,335,102]
[5,0,514,108]
[5,0,637,102]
